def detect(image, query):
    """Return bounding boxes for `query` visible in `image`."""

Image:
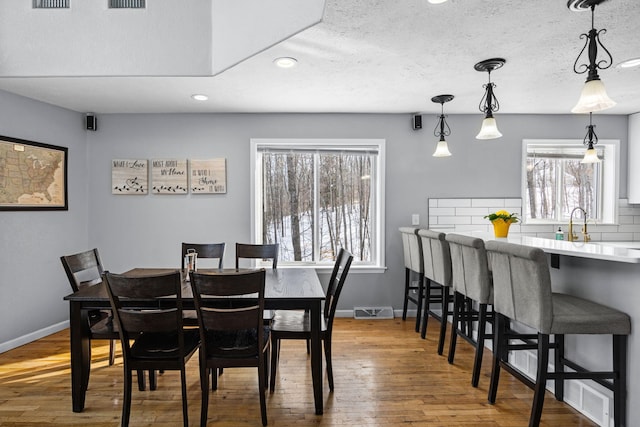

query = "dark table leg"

[310,300,323,415]
[70,301,91,412]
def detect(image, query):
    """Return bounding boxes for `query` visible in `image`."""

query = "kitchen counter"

[442,231,640,263]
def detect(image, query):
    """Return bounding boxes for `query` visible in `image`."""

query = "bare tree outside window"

[258,146,377,265]
[525,145,601,222]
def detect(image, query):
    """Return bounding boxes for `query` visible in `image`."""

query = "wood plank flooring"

[0,318,596,426]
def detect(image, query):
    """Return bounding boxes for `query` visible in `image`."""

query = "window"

[522,139,619,224]
[251,139,385,269]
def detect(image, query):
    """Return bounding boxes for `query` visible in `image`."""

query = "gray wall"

[0,90,630,348]
[0,90,87,347]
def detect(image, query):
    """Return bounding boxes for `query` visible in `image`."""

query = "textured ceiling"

[0,0,639,115]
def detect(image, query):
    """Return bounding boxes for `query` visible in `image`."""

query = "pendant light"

[474,58,506,140]
[569,0,616,113]
[431,95,454,157]
[581,112,601,163]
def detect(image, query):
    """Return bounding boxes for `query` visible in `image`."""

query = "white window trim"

[250,138,386,271]
[521,139,619,225]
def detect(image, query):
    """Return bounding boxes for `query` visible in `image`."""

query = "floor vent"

[354,306,394,319]
[33,0,69,8]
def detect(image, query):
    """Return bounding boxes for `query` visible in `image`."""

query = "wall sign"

[112,159,148,194]
[190,158,227,194]
[151,159,188,194]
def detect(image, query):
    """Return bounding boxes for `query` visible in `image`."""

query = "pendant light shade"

[476,117,503,140]
[580,112,601,164]
[433,140,452,157]
[431,94,454,157]
[569,0,616,113]
[474,58,505,140]
[571,79,616,113]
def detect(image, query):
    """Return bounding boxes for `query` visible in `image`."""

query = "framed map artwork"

[0,135,68,210]
[112,159,148,194]
[190,158,227,194]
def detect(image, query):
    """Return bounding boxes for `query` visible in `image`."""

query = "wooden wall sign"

[111,159,148,194]
[151,159,188,194]
[190,158,227,194]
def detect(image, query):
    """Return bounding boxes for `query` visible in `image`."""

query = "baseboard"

[0,320,69,354]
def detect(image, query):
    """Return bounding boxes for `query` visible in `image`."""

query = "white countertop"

[444,231,640,264]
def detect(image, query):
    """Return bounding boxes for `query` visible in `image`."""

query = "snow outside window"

[250,139,385,268]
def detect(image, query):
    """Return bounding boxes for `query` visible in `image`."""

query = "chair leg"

[123,368,133,427]
[613,335,627,427]
[212,366,218,391]
[180,367,189,427]
[414,275,424,332]
[448,292,461,364]
[270,338,279,392]
[324,338,334,392]
[109,339,116,366]
[258,359,268,426]
[437,287,450,356]
[199,359,210,427]
[472,303,487,388]
[420,279,431,339]
[530,333,550,427]
[149,369,157,391]
[488,313,505,404]
[137,370,146,391]
[554,334,565,401]
[402,268,410,320]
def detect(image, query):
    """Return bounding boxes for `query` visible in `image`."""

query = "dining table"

[64,267,327,415]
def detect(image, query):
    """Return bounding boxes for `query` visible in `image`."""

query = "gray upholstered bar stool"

[399,227,424,332]
[417,229,452,353]
[485,240,630,427]
[445,233,494,387]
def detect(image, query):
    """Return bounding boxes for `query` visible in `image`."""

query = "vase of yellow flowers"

[484,210,519,238]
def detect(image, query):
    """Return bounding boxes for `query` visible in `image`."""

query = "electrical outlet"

[411,214,420,225]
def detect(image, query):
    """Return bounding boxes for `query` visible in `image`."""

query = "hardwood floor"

[0,318,596,426]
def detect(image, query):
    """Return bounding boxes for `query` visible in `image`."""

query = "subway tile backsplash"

[428,198,640,242]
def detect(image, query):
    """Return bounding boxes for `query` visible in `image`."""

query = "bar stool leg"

[530,333,550,427]
[402,268,410,320]
[554,334,565,401]
[437,287,450,355]
[613,334,627,427]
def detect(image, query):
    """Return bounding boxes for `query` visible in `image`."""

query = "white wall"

[0,93,631,350]
[0,90,88,348]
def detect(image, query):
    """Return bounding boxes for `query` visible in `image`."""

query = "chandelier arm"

[594,29,613,71]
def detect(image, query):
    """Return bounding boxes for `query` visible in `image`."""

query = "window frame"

[521,139,619,225]
[250,138,386,272]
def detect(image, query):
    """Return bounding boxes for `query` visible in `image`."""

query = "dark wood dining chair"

[181,242,226,270]
[190,269,269,427]
[60,248,116,366]
[103,271,200,427]
[235,243,279,269]
[269,248,353,392]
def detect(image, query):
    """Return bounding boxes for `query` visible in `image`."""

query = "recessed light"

[617,57,640,69]
[191,94,208,101]
[274,57,298,68]
[428,0,448,4]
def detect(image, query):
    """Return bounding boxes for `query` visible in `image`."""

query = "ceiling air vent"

[109,0,145,8]
[33,0,69,8]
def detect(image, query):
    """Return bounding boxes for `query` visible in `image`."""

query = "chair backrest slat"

[181,242,225,270]
[104,271,185,349]
[190,269,266,357]
[60,248,104,292]
[235,243,278,269]
[324,248,354,326]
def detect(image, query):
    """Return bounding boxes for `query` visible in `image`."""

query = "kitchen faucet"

[568,207,590,242]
